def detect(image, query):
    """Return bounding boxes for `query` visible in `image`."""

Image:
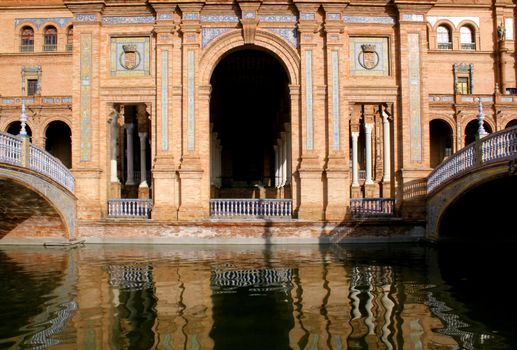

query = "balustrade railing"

[480,127,517,164]
[0,132,74,192]
[108,199,152,218]
[427,126,517,194]
[210,199,292,218]
[29,145,74,192]
[350,198,395,217]
[0,133,22,166]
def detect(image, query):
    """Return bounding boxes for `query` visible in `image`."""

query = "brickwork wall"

[1,0,516,236]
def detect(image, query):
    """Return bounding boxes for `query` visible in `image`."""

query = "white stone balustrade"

[1,131,74,192]
[0,133,22,166]
[350,198,395,217]
[29,145,74,192]
[108,199,153,218]
[427,126,517,194]
[210,198,292,218]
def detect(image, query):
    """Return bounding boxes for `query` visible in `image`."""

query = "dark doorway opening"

[429,119,453,168]
[210,48,290,199]
[45,121,72,168]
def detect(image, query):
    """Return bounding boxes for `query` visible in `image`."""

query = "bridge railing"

[0,133,22,166]
[210,198,292,218]
[29,145,74,192]
[0,132,74,193]
[427,126,517,194]
[350,198,395,218]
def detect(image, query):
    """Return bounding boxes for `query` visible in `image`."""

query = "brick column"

[323,6,349,220]
[295,5,325,220]
[177,5,208,220]
[151,7,177,220]
[395,6,433,219]
[69,9,104,220]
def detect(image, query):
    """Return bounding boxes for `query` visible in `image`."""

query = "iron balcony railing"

[461,42,476,50]
[43,44,57,52]
[20,44,34,52]
[437,42,452,50]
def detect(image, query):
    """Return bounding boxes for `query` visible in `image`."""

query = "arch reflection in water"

[0,245,511,349]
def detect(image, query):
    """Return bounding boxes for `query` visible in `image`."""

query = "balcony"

[43,44,57,52]
[108,199,152,219]
[461,42,476,50]
[19,44,34,53]
[437,42,452,50]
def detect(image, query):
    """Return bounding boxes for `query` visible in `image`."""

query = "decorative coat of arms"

[358,44,379,70]
[120,44,141,70]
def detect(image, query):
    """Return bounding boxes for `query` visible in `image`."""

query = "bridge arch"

[0,166,76,240]
[0,132,75,240]
[426,126,517,240]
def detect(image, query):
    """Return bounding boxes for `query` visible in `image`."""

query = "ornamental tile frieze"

[266,28,298,48]
[15,17,72,28]
[102,16,155,25]
[259,15,297,22]
[202,28,232,48]
[343,16,395,25]
[201,15,239,23]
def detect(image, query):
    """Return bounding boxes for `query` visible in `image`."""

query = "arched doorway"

[45,121,71,168]
[210,48,291,199]
[505,119,517,128]
[6,121,32,140]
[429,119,453,168]
[464,119,492,146]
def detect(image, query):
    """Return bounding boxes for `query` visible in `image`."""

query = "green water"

[0,242,515,349]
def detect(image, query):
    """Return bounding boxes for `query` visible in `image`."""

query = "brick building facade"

[1,0,516,227]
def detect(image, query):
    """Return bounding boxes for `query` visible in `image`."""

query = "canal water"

[0,242,515,349]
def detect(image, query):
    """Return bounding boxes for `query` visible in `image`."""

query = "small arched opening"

[505,119,517,129]
[464,119,492,146]
[45,121,72,168]
[43,26,57,52]
[430,119,453,168]
[6,122,32,140]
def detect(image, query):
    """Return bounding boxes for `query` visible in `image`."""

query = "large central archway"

[210,48,291,199]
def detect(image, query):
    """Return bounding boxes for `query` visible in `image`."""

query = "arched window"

[460,26,476,50]
[66,26,73,51]
[20,26,34,52]
[437,25,452,50]
[43,26,57,51]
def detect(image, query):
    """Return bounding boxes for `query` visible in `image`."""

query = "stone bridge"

[0,132,75,242]
[426,126,517,240]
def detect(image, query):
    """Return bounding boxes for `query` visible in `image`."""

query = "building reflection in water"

[0,245,507,349]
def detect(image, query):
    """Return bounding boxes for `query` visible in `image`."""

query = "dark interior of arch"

[7,122,32,138]
[439,176,517,238]
[45,121,72,169]
[210,48,290,195]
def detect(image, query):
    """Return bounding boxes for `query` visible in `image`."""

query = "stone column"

[110,108,121,199]
[281,132,287,186]
[351,132,360,187]
[274,144,279,187]
[382,108,392,197]
[125,123,135,185]
[364,123,374,185]
[138,132,149,199]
